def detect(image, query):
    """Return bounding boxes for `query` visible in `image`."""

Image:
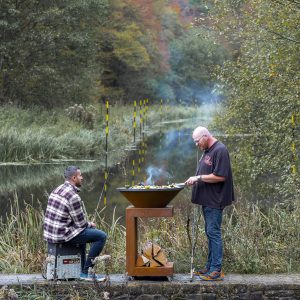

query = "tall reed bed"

[0,103,204,163]
[0,197,126,274]
[0,194,299,274]
[139,195,300,274]
[0,196,45,273]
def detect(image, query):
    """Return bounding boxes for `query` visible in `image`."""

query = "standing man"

[185,126,234,281]
[44,166,107,281]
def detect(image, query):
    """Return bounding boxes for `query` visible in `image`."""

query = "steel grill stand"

[126,205,174,277]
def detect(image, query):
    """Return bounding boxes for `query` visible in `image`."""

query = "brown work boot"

[199,270,225,281]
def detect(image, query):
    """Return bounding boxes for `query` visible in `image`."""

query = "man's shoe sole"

[194,271,208,276]
[199,276,224,281]
[199,273,225,281]
[80,276,106,282]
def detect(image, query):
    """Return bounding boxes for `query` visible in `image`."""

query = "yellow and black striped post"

[138,148,141,174]
[131,158,135,186]
[133,100,137,143]
[160,99,163,149]
[104,100,109,206]
[144,133,147,158]
[139,100,143,138]
[143,99,146,130]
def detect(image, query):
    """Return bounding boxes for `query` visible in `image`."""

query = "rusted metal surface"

[126,206,174,277]
[117,187,183,208]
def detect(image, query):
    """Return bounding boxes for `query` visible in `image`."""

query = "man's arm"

[185,173,226,185]
[68,194,89,228]
[201,173,226,183]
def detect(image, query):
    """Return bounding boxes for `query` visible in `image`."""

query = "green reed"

[0,192,299,275]
[0,103,207,163]
[138,193,300,274]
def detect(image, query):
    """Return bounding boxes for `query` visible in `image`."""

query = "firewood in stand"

[142,241,153,260]
[136,254,150,267]
[137,242,169,267]
[153,243,161,256]
[154,249,168,266]
[149,258,161,267]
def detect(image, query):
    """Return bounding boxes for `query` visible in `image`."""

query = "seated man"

[43,165,107,280]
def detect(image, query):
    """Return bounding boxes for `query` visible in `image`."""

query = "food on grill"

[128,184,180,189]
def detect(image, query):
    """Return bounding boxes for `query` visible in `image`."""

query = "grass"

[0,102,205,163]
[0,192,299,275]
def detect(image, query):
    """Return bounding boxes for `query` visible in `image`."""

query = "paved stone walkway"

[1,273,300,286]
[1,273,300,299]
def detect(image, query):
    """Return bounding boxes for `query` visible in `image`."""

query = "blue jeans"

[68,227,107,274]
[202,206,223,272]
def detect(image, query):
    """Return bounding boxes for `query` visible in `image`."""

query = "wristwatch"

[197,175,202,181]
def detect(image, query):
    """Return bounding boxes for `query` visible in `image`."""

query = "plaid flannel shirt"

[43,181,89,243]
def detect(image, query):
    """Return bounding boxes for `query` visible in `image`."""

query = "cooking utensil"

[174,182,186,188]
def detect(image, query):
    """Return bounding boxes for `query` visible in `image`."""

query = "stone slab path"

[1,273,300,299]
[0,273,299,286]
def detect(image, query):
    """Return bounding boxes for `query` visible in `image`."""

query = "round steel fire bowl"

[117,186,184,208]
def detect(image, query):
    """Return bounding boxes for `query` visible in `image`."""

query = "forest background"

[0,0,299,276]
[1,0,299,205]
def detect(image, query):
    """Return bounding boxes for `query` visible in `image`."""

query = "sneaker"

[199,271,225,281]
[194,267,209,276]
[80,272,106,282]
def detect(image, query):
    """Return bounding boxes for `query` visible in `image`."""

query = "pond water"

[0,117,213,223]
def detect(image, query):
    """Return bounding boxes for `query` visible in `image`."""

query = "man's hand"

[185,176,199,186]
[89,222,96,228]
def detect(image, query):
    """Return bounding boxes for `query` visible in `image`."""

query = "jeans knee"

[206,227,221,240]
[103,232,107,242]
[99,231,107,243]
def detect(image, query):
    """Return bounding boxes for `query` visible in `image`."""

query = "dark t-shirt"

[191,141,234,209]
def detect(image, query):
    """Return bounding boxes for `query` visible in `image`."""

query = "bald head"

[192,126,211,140]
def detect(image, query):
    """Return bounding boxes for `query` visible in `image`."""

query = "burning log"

[136,242,168,267]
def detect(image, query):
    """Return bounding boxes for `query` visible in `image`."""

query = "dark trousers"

[202,206,223,272]
[68,228,107,274]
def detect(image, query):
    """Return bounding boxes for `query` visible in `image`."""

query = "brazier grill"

[117,186,183,208]
[117,186,184,277]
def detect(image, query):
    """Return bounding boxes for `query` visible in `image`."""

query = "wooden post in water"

[131,100,137,186]
[133,100,137,143]
[131,158,135,187]
[138,148,141,175]
[139,99,143,177]
[160,99,163,150]
[139,100,143,138]
[143,99,146,130]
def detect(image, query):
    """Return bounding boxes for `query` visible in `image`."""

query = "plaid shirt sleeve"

[68,193,88,228]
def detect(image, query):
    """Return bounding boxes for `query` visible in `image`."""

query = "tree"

[0,0,109,108]
[207,0,300,203]
[168,27,229,103]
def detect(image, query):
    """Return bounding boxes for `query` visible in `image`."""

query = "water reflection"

[0,126,201,223]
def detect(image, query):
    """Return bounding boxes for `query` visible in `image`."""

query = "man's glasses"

[194,135,206,145]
